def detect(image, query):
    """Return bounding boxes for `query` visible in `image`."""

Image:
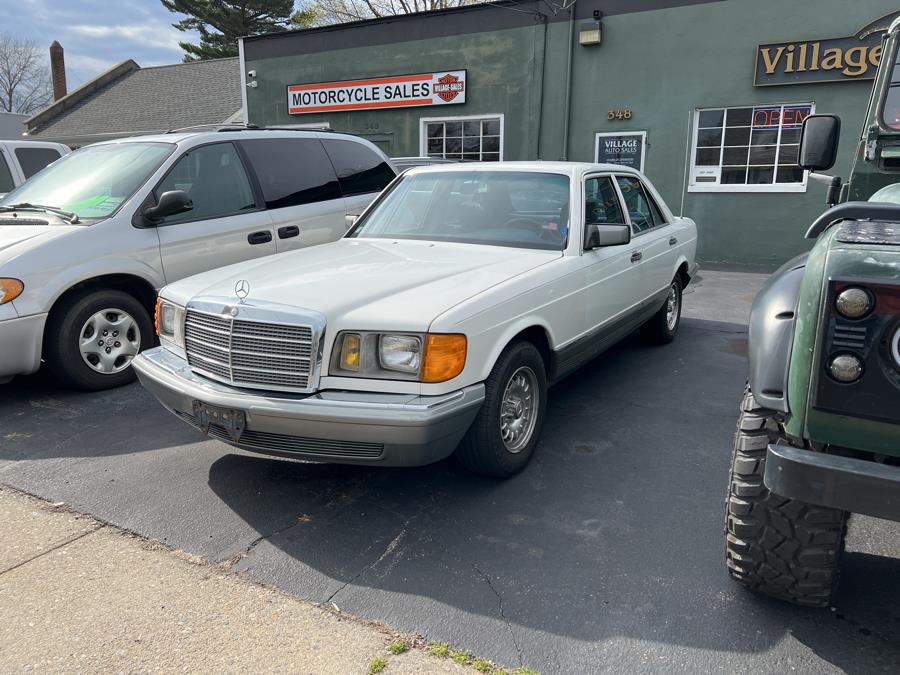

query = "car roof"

[402,161,642,178]
[88,128,368,147]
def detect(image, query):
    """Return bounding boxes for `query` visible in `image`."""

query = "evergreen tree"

[162,0,296,61]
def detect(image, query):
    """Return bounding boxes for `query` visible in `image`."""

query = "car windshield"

[349,170,571,251]
[0,142,175,221]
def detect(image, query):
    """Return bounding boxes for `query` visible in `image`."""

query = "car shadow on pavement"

[201,322,898,668]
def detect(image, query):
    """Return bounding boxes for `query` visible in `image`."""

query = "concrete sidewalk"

[0,487,490,674]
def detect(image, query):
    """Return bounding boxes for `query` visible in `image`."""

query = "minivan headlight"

[155,298,185,348]
[0,278,24,305]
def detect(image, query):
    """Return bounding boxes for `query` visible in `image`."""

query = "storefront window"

[421,115,503,161]
[688,103,814,192]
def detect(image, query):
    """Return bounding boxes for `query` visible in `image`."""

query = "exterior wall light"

[579,11,603,46]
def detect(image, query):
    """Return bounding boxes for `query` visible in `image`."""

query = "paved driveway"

[2,270,899,673]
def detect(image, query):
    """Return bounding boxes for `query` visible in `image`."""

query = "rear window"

[15,147,62,179]
[322,139,395,197]
[240,138,341,209]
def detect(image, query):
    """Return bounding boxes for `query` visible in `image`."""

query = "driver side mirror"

[799,114,841,171]
[584,223,631,250]
[143,190,193,224]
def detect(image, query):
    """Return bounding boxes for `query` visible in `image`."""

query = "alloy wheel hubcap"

[666,284,679,332]
[500,366,539,453]
[78,309,141,374]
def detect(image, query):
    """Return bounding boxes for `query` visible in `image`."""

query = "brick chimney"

[49,41,67,101]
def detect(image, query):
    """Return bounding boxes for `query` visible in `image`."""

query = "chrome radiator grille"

[184,309,315,392]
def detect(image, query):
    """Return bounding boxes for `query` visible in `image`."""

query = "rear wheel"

[455,341,547,478]
[642,276,682,344]
[724,386,847,607]
[45,289,154,391]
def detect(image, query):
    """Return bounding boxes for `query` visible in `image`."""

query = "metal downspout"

[560,8,575,160]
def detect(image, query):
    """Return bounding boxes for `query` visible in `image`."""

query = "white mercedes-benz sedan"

[133,162,697,477]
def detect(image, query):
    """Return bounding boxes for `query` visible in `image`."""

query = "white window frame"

[687,102,814,194]
[419,113,504,161]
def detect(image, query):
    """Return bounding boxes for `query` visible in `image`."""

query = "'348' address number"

[608,109,633,120]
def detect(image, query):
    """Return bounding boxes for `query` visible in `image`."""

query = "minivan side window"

[615,175,659,234]
[240,138,341,208]
[155,142,255,223]
[0,153,13,193]
[322,139,396,197]
[584,176,626,226]
[15,147,62,179]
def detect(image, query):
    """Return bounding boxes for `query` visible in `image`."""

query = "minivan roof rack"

[165,124,349,135]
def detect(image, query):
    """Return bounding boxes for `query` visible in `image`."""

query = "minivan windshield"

[0,142,175,221]
[348,170,571,251]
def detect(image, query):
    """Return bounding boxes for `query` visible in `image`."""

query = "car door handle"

[630,250,643,263]
[247,230,272,245]
[278,225,300,239]
[669,236,678,246]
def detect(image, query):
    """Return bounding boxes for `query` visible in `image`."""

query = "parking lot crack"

[472,563,523,667]
[223,519,307,570]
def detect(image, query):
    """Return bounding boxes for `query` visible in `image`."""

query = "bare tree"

[0,34,52,115]
[294,0,486,27]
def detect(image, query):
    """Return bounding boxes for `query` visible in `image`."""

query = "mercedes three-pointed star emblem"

[235,279,250,302]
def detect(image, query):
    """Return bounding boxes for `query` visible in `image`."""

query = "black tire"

[455,341,547,478]
[45,289,155,391]
[725,385,848,607]
[641,276,682,345]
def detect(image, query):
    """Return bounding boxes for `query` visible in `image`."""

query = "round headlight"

[835,287,872,319]
[829,354,864,383]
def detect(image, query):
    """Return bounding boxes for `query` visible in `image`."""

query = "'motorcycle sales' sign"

[287,70,467,114]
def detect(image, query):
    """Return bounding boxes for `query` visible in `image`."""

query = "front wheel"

[642,276,682,344]
[455,341,548,478]
[45,289,154,391]
[724,386,847,607]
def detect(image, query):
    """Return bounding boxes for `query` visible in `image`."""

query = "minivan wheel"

[455,341,547,478]
[45,289,154,391]
[642,276,682,344]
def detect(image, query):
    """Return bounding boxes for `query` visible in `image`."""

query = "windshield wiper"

[0,202,80,224]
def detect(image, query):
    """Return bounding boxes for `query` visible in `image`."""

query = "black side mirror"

[799,114,841,171]
[584,223,631,250]
[143,190,193,223]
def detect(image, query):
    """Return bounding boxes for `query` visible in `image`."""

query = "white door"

[154,141,276,282]
[614,174,676,302]
[580,174,639,336]
[238,137,350,252]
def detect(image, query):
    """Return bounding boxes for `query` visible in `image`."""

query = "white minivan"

[0,129,396,389]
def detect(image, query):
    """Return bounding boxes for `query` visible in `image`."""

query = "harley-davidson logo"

[433,73,464,103]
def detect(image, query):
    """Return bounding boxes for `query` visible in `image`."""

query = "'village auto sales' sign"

[287,70,467,114]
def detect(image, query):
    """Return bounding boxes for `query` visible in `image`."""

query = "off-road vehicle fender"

[748,253,807,413]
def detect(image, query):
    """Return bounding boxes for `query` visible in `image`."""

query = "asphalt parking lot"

[2,269,900,674]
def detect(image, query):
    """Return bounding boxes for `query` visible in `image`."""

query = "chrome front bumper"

[0,312,46,383]
[132,347,485,466]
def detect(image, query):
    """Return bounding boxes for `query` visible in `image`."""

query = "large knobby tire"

[45,289,154,391]
[455,341,547,478]
[641,276,682,345]
[725,386,848,607]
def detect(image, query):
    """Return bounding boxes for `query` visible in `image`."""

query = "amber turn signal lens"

[422,334,467,383]
[0,278,24,305]
[154,297,162,336]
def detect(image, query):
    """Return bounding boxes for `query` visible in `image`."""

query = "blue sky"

[1,0,202,88]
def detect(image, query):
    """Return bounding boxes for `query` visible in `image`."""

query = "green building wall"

[243,0,899,266]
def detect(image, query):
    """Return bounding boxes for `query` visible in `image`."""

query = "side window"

[155,143,255,223]
[0,153,14,193]
[14,147,62,179]
[240,138,341,209]
[584,176,626,226]
[615,175,657,234]
[322,139,396,196]
[644,186,667,225]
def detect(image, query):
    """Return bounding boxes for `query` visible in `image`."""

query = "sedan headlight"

[332,331,465,382]
[155,298,185,348]
[0,278,24,305]
[379,335,422,373]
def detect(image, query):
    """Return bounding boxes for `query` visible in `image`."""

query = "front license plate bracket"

[192,401,246,442]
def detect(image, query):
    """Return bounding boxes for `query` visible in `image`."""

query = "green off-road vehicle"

[725,16,900,607]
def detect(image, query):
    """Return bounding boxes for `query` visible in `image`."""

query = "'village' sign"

[287,70,466,114]
[754,12,899,86]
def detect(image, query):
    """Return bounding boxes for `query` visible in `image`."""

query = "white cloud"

[67,23,184,53]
